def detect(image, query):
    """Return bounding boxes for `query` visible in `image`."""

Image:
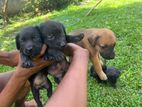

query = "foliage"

[23,0,83,15]
[0,0,142,106]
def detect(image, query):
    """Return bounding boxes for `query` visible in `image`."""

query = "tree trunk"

[2,0,9,26]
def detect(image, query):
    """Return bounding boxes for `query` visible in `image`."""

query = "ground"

[0,0,142,106]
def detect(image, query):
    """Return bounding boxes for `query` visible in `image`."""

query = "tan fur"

[69,28,116,80]
[48,59,69,76]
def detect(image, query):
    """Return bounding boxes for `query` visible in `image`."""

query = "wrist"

[73,49,89,59]
[14,67,30,81]
[71,49,89,69]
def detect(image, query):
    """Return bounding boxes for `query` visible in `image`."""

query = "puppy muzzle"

[100,52,115,60]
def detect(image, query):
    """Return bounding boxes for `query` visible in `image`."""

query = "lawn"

[0,0,142,106]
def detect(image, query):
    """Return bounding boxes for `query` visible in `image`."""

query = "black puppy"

[16,26,43,68]
[16,26,53,107]
[16,21,84,107]
[90,65,121,88]
[38,20,84,61]
[37,20,84,85]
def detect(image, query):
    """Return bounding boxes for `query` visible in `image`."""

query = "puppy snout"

[100,51,115,60]
[26,46,33,52]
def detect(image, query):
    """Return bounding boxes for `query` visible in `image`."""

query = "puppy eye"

[47,34,55,40]
[20,38,26,42]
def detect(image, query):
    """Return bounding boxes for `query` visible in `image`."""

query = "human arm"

[0,44,47,67]
[0,58,53,107]
[0,50,19,67]
[45,43,89,107]
[0,45,53,107]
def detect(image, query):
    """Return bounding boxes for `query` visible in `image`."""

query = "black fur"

[15,21,84,107]
[90,65,121,88]
[15,26,52,107]
[29,67,52,107]
[38,20,84,61]
[48,57,70,84]
[15,26,43,68]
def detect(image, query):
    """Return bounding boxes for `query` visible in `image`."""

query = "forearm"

[0,71,14,92]
[0,72,26,107]
[46,53,89,107]
[0,50,18,67]
[0,59,52,107]
[0,51,11,65]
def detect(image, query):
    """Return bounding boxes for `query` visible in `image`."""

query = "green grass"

[1,0,142,106]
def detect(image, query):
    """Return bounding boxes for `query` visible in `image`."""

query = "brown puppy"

[69,28,116,80]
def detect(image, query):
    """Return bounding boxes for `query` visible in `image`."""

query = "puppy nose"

[26,46,33,52]
[60,42,66,47]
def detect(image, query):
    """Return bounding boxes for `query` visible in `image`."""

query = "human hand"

[14,44,53,79]
[64,43,89,58]
[8,44,47,67]
[15,56,53,80]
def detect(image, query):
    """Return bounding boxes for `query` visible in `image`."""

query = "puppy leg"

[47,49,64,61]
[31,86,43,107]
[91,54,107,80]
[44,78,52,98]
[82,40,107,80]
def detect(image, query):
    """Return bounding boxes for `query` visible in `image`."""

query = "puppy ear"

[66,33,84,43]
[15,33,20,50]
[34,25,44,43]
[88,35,100,47]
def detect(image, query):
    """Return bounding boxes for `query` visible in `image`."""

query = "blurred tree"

[23,0,83,15]
[1,0,9,26]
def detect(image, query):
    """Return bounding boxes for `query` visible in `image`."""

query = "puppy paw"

[48,52,64,61]
[44,55,54,61]
[22,60,33,68]
[99,72,108,80]
[54,52,64,61]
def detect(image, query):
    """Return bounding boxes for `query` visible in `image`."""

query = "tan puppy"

[69,28,116,80]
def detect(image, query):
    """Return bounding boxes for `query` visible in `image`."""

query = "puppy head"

[88,30,116,60]
[90,65,121,88]
[16,26,43,57]
[39,20,84,50]
[39,21,67,49]
[104,67,121,88]
[90,65,107,83]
